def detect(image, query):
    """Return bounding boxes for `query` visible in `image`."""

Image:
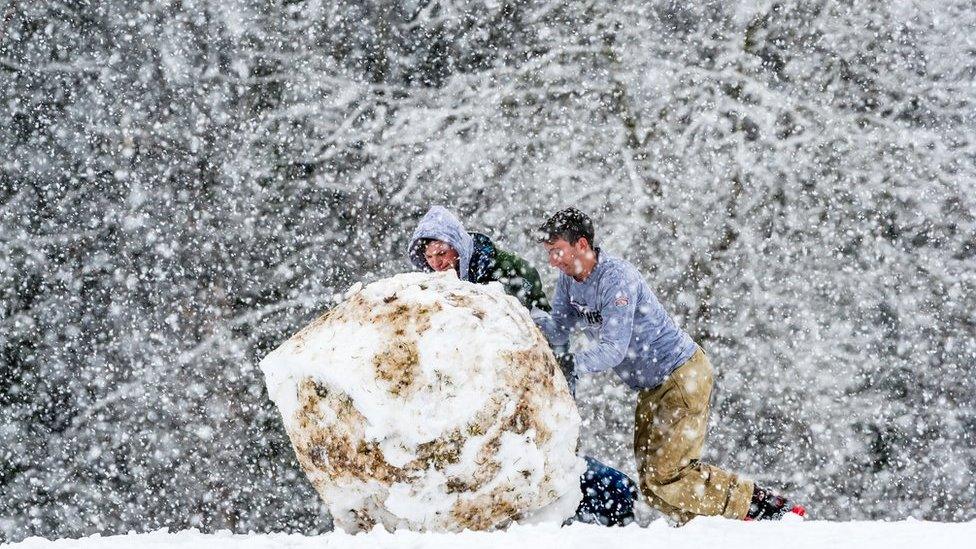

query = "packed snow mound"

[260,272,585,533]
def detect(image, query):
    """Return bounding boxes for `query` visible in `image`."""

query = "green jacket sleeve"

[492,249,552,312]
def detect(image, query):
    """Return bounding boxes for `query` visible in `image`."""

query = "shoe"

[745,485,807,520]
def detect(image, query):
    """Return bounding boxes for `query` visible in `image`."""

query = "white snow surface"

[259,272,585,533]
[9,519,976,549]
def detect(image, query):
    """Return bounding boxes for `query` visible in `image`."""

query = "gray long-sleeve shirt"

[535,250,696,390]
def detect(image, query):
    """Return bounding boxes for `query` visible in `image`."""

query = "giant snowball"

[260,272,585,533]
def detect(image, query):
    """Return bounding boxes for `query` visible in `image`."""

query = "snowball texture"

[260,272,585,533]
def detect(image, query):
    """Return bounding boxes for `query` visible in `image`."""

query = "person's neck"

[572,249,599,282]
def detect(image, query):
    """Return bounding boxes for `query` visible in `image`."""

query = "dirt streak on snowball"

[260,271,585,533]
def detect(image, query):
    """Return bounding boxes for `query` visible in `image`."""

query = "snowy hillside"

[8,519,976,549]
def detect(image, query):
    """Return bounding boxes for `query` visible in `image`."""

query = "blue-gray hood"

[407,206,474,280]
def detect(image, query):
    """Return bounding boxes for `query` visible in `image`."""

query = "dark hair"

[409,238,435,271]
[537,207,595,246]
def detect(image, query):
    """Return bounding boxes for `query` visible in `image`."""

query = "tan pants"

[633,347,753,524]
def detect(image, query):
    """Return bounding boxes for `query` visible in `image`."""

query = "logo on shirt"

[570,298,602,325]
[614,296,629,306]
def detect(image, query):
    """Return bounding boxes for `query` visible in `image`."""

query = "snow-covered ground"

[7,518,976,549]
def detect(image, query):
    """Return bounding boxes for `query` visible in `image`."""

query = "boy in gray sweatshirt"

[533,208,805,524]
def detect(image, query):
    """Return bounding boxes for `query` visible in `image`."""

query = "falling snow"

[2,0,975,545]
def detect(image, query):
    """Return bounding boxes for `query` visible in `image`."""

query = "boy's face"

[543,237,593,279]
[424,240,459,272]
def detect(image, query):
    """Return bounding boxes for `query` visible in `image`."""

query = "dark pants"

[573,456,638,526]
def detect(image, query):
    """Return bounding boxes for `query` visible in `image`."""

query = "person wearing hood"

[408,206,551,312]
[407,206,639,527]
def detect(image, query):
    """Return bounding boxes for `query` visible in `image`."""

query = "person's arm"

[517,259,551,312]
[531,274,577,395]
[533,274,573,348]
[493,249,551,312]
[574,267,638,374]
